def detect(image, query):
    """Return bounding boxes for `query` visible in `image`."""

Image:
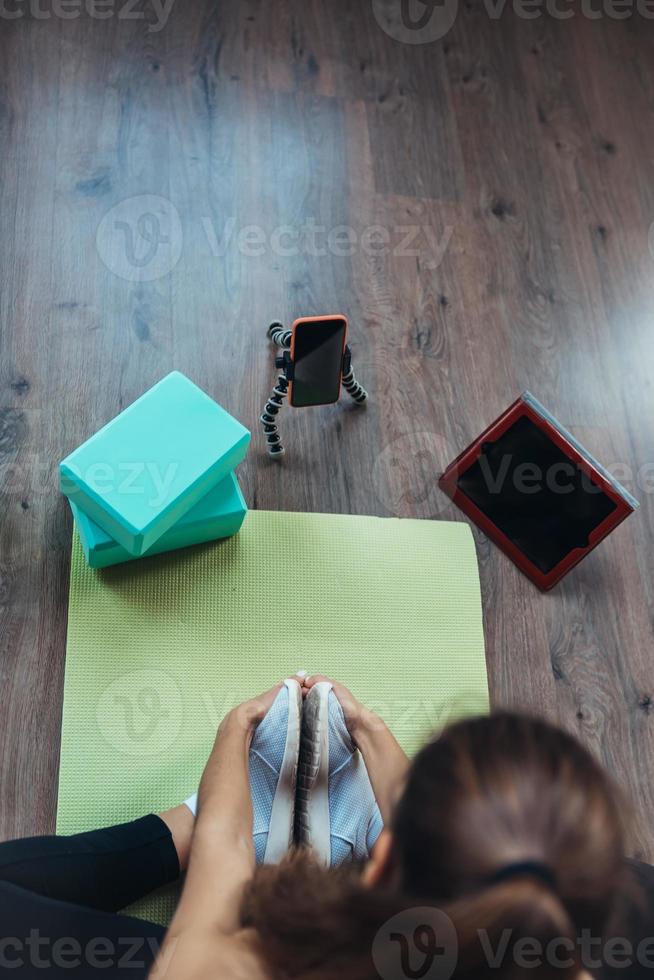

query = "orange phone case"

[288,314,348,408]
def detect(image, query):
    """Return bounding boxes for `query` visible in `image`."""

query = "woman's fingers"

[299,677,366,737]
[303,676,356,716]
[250,682,284,721]
[304,673,332,689]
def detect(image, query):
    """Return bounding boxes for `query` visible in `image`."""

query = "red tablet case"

[438,392,639,590]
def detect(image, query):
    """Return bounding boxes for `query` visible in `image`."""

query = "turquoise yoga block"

[60,371,251,556]
[70,472,248,569]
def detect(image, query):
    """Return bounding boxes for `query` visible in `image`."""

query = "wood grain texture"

[1,0,653,858]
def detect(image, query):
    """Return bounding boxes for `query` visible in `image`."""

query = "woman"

[0,675,650,979]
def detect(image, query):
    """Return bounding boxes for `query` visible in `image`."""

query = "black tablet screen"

[456,415,617,574]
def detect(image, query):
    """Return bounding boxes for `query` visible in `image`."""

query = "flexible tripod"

[260,321,368,457]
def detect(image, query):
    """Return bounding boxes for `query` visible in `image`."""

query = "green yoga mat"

[57,510,488,924]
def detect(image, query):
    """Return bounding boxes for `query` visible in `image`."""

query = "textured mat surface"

[57,510,488,924]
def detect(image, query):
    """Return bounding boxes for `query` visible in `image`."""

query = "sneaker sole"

[296,681,332,865]
[263,679,303,864]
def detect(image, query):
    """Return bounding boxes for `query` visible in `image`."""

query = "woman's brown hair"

[243,713,626,979]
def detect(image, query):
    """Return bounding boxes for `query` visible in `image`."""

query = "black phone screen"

[291,318,347,407]
[456,415,617,574]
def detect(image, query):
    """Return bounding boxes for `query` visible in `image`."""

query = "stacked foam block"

[60,372,250,568]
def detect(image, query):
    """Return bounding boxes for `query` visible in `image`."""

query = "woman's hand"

[304,674,409,824]
[217,682,285,744]
[167,681,292,950]
[303,674,380,746]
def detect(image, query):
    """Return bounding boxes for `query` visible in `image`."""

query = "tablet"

[438,392,638,590]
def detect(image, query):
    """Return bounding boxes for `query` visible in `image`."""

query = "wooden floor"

[1,0,654,856]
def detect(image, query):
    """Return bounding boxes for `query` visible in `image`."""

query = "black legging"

[0,815,177,978]
[1,816,653,978]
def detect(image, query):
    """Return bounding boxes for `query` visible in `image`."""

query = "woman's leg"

[0,805,193,912]
[0,881,167,978]
[0,806,194,978]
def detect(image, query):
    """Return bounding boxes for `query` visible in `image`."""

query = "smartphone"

[288,315,348,408]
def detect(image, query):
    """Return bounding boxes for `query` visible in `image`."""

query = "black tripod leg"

[260,372,289,457]
[342,362,368,404]
[267,321,292,349]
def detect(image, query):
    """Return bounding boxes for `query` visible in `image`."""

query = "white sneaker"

[296,681,383,866]
[250,678,303,864]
